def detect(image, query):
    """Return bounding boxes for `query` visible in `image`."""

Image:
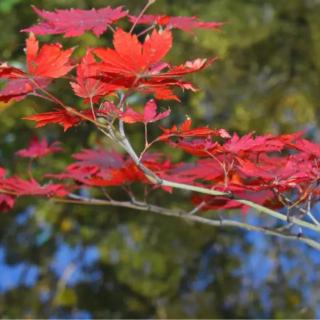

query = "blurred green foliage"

[0,0,320,318]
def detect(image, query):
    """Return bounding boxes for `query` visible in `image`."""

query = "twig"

[112,118,320,234]
[52,194,320,251]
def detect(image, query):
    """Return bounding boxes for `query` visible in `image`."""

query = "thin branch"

[130,0,156,34]
[186,201,207,215]
[52,194,320,251]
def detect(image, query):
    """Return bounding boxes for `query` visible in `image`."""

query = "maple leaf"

[0,63,26,79]
[191,189,277,212]
[158,118,230,140]
[169,138,223,156]
[72,149,125,170]
[97,101,121,118]
[93,28,215,100]
[293,138,320,158]
[0,78,51,103]
[48,150,175,188]
[94,28,172,75]
[223,133,284,154]
[16,137,61,159]
[236,156,313,191]
[23,6,128,37]
[0,194,15,212]
[129,14,224,32]
[85,162,146,187]
[120,99,170,124]
[26,33,74,78]
[70,51,118,102]
[1,176,68,197]
[0,33,74,102]
[0,167,6,179]
[48,148,126,184]
[24,107,93,131]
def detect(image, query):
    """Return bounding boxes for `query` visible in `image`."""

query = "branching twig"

[111,117,320,235]
[53,194,320,251]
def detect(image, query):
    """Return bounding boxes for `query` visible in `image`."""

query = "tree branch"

[53,194,320,251]
[111,121,320,235]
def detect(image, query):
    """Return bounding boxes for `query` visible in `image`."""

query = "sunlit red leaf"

[93,28,215,100]
[23,108,93,131]
[0,33,73,102]
[26,33,74,78]
[70,51,117,102]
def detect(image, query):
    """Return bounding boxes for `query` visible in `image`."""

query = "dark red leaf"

[16,137,61,159]
[22,6,128,37]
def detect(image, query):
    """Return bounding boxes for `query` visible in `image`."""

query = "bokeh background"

[1,0,320,318]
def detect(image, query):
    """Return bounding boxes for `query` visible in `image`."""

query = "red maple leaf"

[293,138,320,158]
[192,189,278,212]
[70,51,118,102]
[0,63,26,79]
[158,118,230,140]
[72,149,125,170]
[22,6,128,37]
[23,107,93,131]
[0,194,15,212]
[93,28,215,100]
[0,33,74,102]
[85,162,146,187]
[16,137,61,159]
[48,148,126,184]
[130,14,224,32]
[120,99,170,124]
[223,133,284,154]
[0,77,50,103]
[169,138,223,156]
[26,33,74,78]
[236,155,314,191]
[3,177,68,197]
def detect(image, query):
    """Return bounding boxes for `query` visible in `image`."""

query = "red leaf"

[0,63,26,79]
[159,118,230,140]
[0,77,51,102]
[120,99,170,124]
[94,28,172,75]
[223,133,284,154]
[0,34,73,102]
[169,138,223,156]
[93,28,215,100]
[16,137,61,159]
[26,33,74,78]
[0,194,15,212]
[129,14,224,32]
[72,149,125,170]
[0,167,6,179]
[23,108,92,131]
[70,51,117,101]
[22,6,128,37]
[3,177,68,197]
[293,138,320,158]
